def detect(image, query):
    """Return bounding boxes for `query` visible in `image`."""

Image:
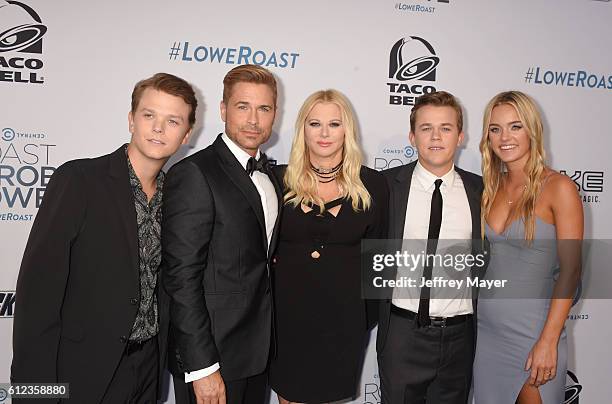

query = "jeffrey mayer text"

[373,276,507,290]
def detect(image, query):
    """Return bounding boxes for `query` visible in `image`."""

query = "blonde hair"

[284,89,371,212]
[480,91,546,241]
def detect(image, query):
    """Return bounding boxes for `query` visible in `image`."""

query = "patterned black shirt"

[126,153,164,342]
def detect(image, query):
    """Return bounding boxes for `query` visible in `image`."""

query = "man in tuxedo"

[377,91,486,404]
[11,73,196,403]
[162,64,281,404]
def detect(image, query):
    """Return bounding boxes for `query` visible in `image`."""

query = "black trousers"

[378,309,474,404]
[101,336,159,404]
[173,371,267,404]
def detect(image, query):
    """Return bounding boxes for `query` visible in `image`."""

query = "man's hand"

[192,370,226,404]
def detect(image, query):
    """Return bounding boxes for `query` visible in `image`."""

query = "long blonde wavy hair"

[480,91,546,241]
[284,89,371,212]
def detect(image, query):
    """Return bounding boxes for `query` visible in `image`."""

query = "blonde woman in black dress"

[269,89,388,403]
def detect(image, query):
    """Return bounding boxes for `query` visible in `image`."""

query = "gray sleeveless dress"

[473,217,567,403]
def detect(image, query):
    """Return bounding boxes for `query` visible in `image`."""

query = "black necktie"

[246,154,269,176]
[417,178,443,327]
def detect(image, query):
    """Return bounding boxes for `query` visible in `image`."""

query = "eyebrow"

[489,120,521,126]
[419,122,455,127]
[141,108,184,121]
[235,101,273,109]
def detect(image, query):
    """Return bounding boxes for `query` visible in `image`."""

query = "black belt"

[125,337,153,355]
[391,304,472,328]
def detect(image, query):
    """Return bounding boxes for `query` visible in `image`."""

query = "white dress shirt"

[185,133,278,382]
[392,161,473,317]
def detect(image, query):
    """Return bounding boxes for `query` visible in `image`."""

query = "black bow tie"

[246,154,270,176]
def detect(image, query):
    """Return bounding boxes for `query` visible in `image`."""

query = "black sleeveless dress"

[269,167,388,403]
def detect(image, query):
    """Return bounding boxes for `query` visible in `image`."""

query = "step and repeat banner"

[1,0,611,402]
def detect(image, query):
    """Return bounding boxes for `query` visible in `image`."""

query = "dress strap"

[324,197,344,209]
[538,171,555,196]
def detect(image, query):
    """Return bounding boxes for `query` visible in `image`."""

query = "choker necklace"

[310,162,342,183]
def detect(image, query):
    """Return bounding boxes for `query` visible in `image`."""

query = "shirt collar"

[221,133,260,170]
[414,160,456,191]
[125,145,165,192]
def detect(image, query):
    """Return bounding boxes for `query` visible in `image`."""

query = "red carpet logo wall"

[387,36,439,106]
[374,145,418,171]
[559,169,604,205]
[0,0,46,84]
[0,126,55,222]
[565,370,582,403]
[392,0,451,15]
[168,41,300,69]
[0,291,15,318]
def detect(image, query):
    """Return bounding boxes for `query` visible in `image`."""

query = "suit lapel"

[455,168,482,240]
[213,136,267,248]
[108,145,139,278]
[267,165,283,262]
[390,161,417,239]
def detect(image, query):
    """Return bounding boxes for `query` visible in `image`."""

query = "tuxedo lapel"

[213,136,267,249]
[108,145,139,278]
[267,165,283,262]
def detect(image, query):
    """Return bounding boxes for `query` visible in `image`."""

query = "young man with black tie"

[162,64,281,404]
[11,73,196,403]
[377,91,486,404]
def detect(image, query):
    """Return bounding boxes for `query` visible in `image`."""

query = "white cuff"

[184,362,220,383]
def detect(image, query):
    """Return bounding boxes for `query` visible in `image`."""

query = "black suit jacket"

[161,134,282,382]
[11,146,168,404]
[376,160,487,352]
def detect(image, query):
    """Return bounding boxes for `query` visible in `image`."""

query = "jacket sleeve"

[11,162,85,383]
[161,160,219,372]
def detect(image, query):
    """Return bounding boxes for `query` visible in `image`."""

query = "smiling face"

[304,102,345,165]
[220,81,276,157]
[487,103,531,168]
[127,88,192,164]
[409,105,464,176]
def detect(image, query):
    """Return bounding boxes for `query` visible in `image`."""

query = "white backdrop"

[1,0,611,402]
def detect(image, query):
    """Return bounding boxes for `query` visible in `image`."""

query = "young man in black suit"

[11,73,196,403]
[377,91,486,404]
[162,64,281,404]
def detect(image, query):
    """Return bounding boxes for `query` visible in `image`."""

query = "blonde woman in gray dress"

[473,91,583,404]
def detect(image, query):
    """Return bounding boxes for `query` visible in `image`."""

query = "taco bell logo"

[0,0,46,84]
[387,36,438,106]
[389,36,439,81]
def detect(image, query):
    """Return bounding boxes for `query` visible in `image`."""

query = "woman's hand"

[525,336,558,387]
